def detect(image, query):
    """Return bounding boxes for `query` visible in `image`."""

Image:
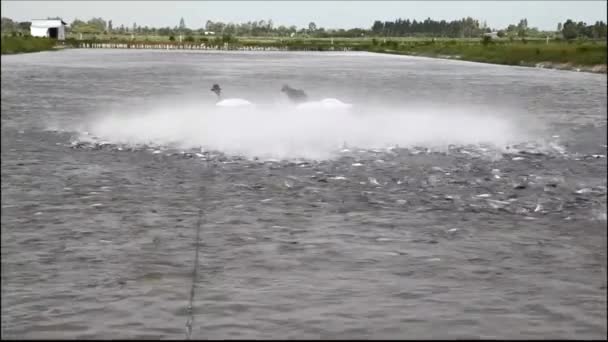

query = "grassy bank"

[364,39,607,69]
[14,33,605,73]
[240,37,607,69]
[1,36,58,54]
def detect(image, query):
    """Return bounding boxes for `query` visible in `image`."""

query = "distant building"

[30,19,67,40]
[204,31,215,36]
[483,32,499,39]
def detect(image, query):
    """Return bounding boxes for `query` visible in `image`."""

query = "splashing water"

[70,97,538,160]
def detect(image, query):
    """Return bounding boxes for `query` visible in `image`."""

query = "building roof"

[31,19,68,28]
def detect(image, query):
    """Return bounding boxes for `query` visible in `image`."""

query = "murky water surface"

[1,49,606,339]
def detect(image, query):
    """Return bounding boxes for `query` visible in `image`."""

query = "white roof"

[31,19,67,28]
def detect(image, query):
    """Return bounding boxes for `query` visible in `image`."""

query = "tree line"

[560,19,607,40]
[372,17,489,38]
[1,16,606,40]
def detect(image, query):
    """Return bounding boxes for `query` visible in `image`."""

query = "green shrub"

[1,36,56,54]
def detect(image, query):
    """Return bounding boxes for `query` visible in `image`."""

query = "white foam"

[296,98,353,110]
[216,98,253,107]
[70,97,534,161]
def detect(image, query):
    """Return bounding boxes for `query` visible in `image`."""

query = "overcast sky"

[2,1,607,31]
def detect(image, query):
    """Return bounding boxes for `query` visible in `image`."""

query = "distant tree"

[1,17,16,32]
[497,30,505,38]
[371,20,384,35]
[592,21,607,38]
[517,18,528,38]
[17,21,30,32]
[169,35,175,41]
[557,22,562,32]
[87,17,106,32]
[220,23,233,35]
[366,16,486,38]
[562,19,578,40]
[179,17,186,30]
[575,21,588,38]
[308,22,317,33]
[215,22,226,35]
[527,27,540,37]
[517,30,526,38]
[518,18,528,29]
[70,18,85,32]
[158,27,173,36]
[108,20,113,33]
[221,34,235,44]
[274,25,286,36]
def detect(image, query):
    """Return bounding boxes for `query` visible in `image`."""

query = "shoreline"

[369,49,608,74]
[3,38,606,75]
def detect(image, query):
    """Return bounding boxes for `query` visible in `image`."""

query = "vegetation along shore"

[2,16,606,73]
[1,36,57,54]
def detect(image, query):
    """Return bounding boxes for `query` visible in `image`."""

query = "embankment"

[5,35,606,74]
[1,36,57,55]
[365,40,607,73]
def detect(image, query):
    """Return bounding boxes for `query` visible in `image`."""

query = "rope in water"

[185,177,206,340]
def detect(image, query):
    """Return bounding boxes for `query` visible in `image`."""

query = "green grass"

[240,38,607,67]
[365,40,607,66]
[1,36,57,54]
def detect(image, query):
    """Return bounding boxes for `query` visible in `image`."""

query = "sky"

[2,1,607,31]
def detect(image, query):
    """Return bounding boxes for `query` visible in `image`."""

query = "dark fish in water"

[281,84,308,103]
[211,84,222,98]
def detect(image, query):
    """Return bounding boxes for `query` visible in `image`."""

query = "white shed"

[483,31,499,39]
[30,19,67,40]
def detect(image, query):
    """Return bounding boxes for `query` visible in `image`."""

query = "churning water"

[78,100,530,160]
